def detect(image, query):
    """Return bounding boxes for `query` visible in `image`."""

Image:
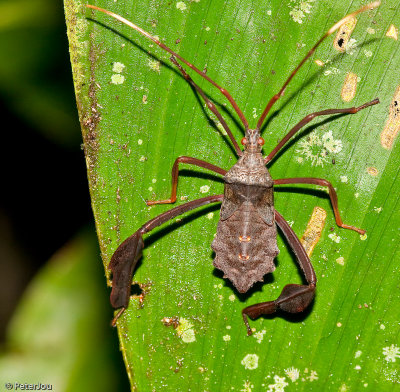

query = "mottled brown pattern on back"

[212,197,279,293]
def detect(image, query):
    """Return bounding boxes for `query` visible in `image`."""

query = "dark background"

[0,1,91,340]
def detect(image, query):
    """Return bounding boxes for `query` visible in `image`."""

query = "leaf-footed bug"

[86,2,380,335]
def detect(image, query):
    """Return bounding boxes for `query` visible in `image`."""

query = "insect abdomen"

[212,201,279,293]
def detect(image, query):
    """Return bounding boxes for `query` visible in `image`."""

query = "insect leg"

[147,156,227,205]
[264,99,379,164]
[109,194,223,326]
[256,2,380,129]
[170,56,243,156]
[274,178,365,235]
[242,210,316,336]
[86,5,249,130]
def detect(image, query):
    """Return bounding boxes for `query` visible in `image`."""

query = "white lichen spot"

[364,49,373,57]
[223,335,231,342]
[267,375,289,391]
[139,155,147,162]
[345,38,357,55]
[308,370,318,381]
[355,365,361,370]
[367,27,375,34]
[340,176,348,183]
[206,212,214,219]
[289,0,314,24]
[289,8,305,24]
[337,322,342,327]
[112,61,125,73]
[148,186,153,191]
[380,324,386,330]
[267,10,272,16]
[373,206,383,213]
[142,95,148,104]
[355,350,362,358]
[296,157,304,164]
[339,384,349,392]
[360,233,367,241]
[354,192,359,198]
[253,329,266,344]
[336,256,345,266]
[296,130,342,166]
[138,139,143,145]
[386,24,398,40]
[252,108,258,119]
[241,354,259,370]
[324,67,341,76]
[241,380,252,392]
[177,317,196,343]
[147,59,161,73]
[152,178,157,183]
[200,185,210,193]
[205,26,210,31]
[226,325,232,329]
[180,195,188,201]
[315,59,324,66]
[323,131,343,153]
[383,344,400,362]
[229,294,235,302]
[176,1,187,11]
[285,367,300,382]
[111,74,125,84]
[328,233,341,243]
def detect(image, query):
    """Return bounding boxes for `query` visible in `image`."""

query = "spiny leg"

[109,194,223,326]
[274,178,365,235]
[264,99,379,164]
[146,156,227,205]
[86,5,249,131]
[242,210,316,336]
[170,56,242,156]
[256,2,380,130]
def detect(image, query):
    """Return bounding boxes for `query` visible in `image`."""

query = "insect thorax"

[224,152,273,187]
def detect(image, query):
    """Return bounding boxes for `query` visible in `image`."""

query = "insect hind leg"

[241,210,317,335]
[242,283,316,335]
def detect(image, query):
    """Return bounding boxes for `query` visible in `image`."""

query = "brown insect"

[87,2,380,335]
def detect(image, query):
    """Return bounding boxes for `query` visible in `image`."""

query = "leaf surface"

[65,1,400,390]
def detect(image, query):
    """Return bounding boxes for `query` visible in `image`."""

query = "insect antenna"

[86,4,250,137]
[256,1,380,131]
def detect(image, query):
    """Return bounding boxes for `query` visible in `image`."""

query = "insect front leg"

[242,210,316,336]
[264,99,379,164]
[109,194,223,326]
[146,157,226,205]
[274,178,365,235]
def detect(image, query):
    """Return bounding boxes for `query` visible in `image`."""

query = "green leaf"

[0,230,127,391]
[65,1,400,390]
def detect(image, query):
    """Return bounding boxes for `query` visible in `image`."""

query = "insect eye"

[258,137,265,146]
[241,137,248,145]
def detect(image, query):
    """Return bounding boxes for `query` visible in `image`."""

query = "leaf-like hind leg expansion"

[242,210,316,336]
[109,194,223,326]
[264,99,379,164]
[147,157,226,205]
[274,177,366,235]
